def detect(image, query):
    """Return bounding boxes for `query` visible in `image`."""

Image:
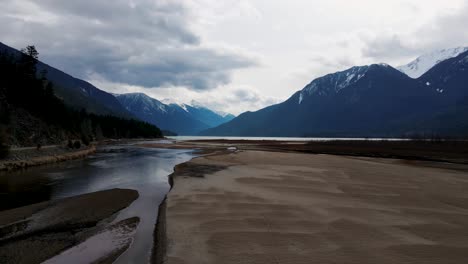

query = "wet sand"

[157,150,468,264]
[0,188,139,264]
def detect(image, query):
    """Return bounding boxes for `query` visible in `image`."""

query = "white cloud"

[361,2,468,65]
[1,0,467,115]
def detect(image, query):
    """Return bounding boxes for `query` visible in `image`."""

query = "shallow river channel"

[0,143,195,263]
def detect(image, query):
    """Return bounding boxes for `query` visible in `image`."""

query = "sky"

[1,0,468,115]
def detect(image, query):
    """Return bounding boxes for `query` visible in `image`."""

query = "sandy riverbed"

[157,150,468,264]
[0,188,139,264]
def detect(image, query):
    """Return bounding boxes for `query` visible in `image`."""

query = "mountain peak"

[302,65,373,97]
[116,93,235,134]
[161,98,178,105]
[397,46,468,78]
[296,63,405,105]
[189,100,204,108]
[214,110,235,118]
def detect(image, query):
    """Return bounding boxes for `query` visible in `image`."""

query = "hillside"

[0,42,133,118]
[201,51,468,137]
[0,45,162,149]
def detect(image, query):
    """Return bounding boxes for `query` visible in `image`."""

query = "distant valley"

[115,93,235,135]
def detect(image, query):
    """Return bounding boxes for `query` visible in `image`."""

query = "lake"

[169,136,408,141]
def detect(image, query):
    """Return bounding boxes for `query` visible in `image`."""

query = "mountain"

[0,46,162,147]
[411,50,468,134]
[184,101,235,127]
[397,47,468,78]
[418,49,468,101]
[214,110,236,120]
[0,42,132,118]
[202,50,468,137]
[115,93,234,135]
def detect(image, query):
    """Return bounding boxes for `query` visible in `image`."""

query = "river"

[0,143,195,264]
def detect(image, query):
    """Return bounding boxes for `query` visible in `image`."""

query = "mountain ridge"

[397,46,468,78]
[0,42,133,119]
[115,93,235,135]
[201,50,468,137]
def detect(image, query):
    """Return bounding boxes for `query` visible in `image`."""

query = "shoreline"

[0,145,96,171]
[153,146,468,264]
[151,147,230,264]
[186,139,468,164]
[3,139,468,263]
[0,136,167,172]
[0,188,139,263]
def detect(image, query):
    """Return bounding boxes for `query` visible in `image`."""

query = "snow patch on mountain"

[298,92,303,104]
[189,100,206,109]
[161,98,189,112]
[117,93,167,113]
[163,98,234,117]
[161,98,177,105]
[303,65,370,96]
[397,47,468,78]
[178,103,189,112]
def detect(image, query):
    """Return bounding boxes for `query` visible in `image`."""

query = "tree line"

[0,45,162,157]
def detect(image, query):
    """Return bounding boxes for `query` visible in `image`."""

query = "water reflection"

[0,144,194,263]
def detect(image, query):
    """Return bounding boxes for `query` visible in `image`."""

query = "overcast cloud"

[1,0,467,114]
[0,0,256,91]
[361,2,468,62]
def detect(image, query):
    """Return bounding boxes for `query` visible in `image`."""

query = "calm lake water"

[0,144,195,264]
[169,136,407,141]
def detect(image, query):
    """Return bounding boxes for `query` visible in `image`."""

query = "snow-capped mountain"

[202,48,468,137]
[419,49,468,101]
[297,64,395,104]
[162,99,235,125]
[115,93,234,135]
[202,63,425,137]
[397,47,468,78]
[214,110,235,119]
[117,93,168,114]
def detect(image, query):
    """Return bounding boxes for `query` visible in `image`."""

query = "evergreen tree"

[0,44,163,149]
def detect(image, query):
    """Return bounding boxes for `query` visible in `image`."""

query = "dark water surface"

[0,144,195,264]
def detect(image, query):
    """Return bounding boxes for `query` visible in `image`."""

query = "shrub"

[73,140,81,149]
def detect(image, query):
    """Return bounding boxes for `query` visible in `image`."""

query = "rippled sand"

[161,150,468,264]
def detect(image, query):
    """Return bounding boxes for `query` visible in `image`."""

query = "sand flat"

[161,150,468,264]
[0,189,139,264]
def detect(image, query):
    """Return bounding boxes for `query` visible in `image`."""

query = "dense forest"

[0,45,162,156]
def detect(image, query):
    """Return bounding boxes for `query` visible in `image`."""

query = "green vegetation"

[0,45,162,149]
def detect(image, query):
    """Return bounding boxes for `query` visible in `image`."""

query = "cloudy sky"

[1,0,468,114]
